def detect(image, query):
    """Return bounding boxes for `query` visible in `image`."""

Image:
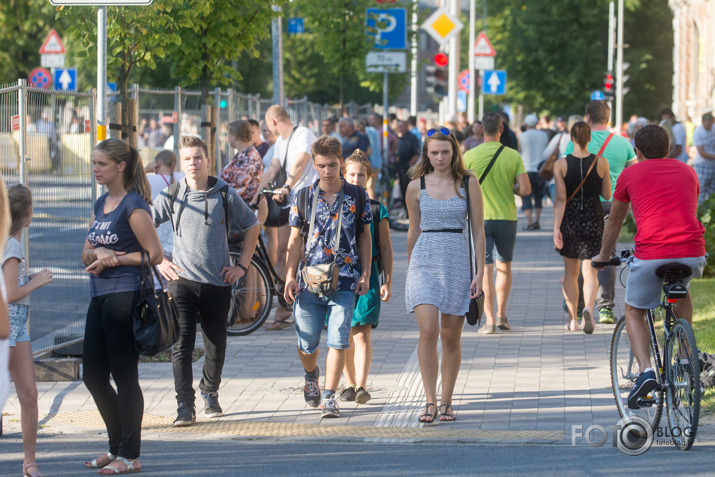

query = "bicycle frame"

[230,233,285,295]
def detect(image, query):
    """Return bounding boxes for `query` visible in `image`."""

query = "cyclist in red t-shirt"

[593,124,707,409]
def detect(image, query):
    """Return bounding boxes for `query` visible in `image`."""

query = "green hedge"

[697,193,715,277]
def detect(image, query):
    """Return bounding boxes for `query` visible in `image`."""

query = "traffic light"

[425,53,448,98]
[603,71,615,101]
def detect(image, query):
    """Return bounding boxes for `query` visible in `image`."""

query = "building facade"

[670,0,715,121]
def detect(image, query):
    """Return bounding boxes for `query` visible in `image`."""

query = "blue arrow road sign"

[288,18,304,35]
[482,70,507,95]
[591,90,605,100]
[53,68,76,92]
[366,8,406,50]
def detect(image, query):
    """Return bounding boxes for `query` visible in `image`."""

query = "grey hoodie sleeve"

[152,189,171,227]
[228,188,259,231]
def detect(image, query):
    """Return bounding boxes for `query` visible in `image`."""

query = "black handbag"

[264,126,297,227]
[463,175,485,326]
[133,252,180,356]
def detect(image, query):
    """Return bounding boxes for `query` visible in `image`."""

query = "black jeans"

[83,291,143,459]
[169,278,231,405]
[398,165,410,211]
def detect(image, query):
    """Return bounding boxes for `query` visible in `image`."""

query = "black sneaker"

[304,366,321,408]
[337,386,356,402]
[173,402,196,427]
[355,386,372,404]
[321,394,340,418]
[628,370,657,409]
[201,391,223,418]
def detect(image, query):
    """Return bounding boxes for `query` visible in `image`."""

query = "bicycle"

[225,186,288,336]
[594,251,701,450]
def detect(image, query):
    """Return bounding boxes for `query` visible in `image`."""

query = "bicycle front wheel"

[610,316,663,429]
[665,318,701,450]
[226,254,273,336]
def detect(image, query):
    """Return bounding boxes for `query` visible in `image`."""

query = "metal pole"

[607,2,615,72]
[409,0,418,115]
[468,0,476,123]
[89,88,98,204]
[97,6,107,141]
[18,79,27,185]
[271,6,284,107]
[173,86,181,160]
[478,70,484,119]
[214,87,221,174]
[447,0,460,120]
[383,73,388,168]
[615,0,624,132]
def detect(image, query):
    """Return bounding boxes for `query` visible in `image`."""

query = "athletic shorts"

[625,256,706,309]
[484,220,518,264]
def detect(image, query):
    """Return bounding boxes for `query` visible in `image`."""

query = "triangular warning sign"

[39,29,65,55]
[474,31,496,57]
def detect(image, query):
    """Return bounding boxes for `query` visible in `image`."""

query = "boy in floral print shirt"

[284,136,372,418]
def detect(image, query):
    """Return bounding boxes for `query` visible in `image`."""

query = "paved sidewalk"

[3,203,713,454]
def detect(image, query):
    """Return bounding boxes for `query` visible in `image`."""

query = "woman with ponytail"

[81,138,162,474]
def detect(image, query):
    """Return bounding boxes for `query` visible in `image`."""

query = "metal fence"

[1,80,96,356]
[1,80,372,356]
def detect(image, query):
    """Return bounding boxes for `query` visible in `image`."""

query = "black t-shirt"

[397,133,421,167]
[500,126,518,150]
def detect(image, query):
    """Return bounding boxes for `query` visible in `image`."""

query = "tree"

[0,1,70,85]
[59,2,181,126]
[167,0,281,105]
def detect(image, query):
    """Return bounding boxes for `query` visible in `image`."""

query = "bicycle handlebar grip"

[591,257,623,268]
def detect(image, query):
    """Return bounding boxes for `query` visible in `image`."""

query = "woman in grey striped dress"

[405,127,486,423]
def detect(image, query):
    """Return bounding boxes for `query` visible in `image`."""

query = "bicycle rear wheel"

[665,318,701,450]
[226,254,273,336]
[610,316,663,429]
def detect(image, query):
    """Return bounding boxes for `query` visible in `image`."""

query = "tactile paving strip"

[49,411,564,443]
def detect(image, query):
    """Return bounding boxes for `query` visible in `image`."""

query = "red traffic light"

[434,53,448,68]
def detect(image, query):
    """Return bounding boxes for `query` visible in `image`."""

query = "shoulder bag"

[463,175,485,326]
[133,251,180,356]
[265,126,297,227]
[301,185,344,296]
[538,132,565,181]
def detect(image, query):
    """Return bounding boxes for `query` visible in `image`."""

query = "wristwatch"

[236,263,248,273]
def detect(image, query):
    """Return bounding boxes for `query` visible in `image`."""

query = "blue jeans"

[294,290,356,354]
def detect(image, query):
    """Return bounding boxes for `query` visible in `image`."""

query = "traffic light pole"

[615,0,624,132]
[467,0,476,123]
[383,72,389,168]
[97,6,107,141]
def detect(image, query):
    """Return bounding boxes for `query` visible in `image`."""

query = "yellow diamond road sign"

[422,8,464,45]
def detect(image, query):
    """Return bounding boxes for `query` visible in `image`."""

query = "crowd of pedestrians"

[0,97,712,474]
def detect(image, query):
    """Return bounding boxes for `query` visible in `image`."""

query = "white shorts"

[625,256,707,309]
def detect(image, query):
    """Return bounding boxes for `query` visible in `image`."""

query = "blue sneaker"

[628,370,657,409]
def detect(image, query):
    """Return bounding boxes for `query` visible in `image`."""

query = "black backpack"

[166,177,231,236]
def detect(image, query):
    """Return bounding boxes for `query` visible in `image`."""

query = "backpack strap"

[354,182,366,240]
[219,184,230,236]
[167,181,182,232]
[297,186,311,239]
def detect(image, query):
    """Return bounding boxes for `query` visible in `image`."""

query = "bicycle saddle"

[655,262,691,281]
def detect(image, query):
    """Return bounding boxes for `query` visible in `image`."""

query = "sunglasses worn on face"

[426,127,451,137]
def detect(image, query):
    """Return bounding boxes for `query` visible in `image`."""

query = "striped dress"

[405,179,471,316]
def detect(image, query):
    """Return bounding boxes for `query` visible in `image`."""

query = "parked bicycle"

[225,186,288,336]
[594,251,701,450]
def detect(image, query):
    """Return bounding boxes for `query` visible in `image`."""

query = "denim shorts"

[484,220,518,264]
[8,303,30,347]
[294,290,355,354]
[625,256,706,309]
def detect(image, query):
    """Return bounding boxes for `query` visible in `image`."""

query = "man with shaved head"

[260,105,318,330]
[339,117,371,159]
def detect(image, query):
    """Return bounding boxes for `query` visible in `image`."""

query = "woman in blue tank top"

[81,138,162,475]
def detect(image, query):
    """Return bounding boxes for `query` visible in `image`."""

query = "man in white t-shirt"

[260,105,318,329]
[518,114,549,229]
[693,112,715,204]
[660,108,689,163]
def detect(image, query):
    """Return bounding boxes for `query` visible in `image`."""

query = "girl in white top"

[145,150,185,261]
[3,184,53,477]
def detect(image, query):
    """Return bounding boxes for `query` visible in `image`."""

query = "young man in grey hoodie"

[153,135,259,426]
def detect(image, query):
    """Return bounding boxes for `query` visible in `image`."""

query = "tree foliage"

[166,0,280,105]
[0,1,70,85]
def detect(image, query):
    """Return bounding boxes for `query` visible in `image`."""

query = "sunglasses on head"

[426,127,451,137]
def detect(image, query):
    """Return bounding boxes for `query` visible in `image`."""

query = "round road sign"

[29,68,52,89]
[458,70,470,93]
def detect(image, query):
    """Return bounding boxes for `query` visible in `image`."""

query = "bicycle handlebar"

[591,257,623,268]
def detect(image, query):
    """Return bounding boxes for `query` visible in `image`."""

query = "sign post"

[474,31,497,119]
[366,7,406,169]
[49,1,154,141]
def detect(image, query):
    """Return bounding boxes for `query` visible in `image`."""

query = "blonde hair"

[155,150,178,184]
[342,149,372,176]
[408,129,471,196]
[95,138,152,204]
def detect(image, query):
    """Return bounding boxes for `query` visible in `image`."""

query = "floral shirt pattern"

[220,146,263,203]
[289,178,372,292]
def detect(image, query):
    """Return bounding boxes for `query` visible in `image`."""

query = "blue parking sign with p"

[366,8,406,50]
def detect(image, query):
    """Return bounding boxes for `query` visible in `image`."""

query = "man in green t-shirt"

[564,100,637,324]
[464,113,531,334]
